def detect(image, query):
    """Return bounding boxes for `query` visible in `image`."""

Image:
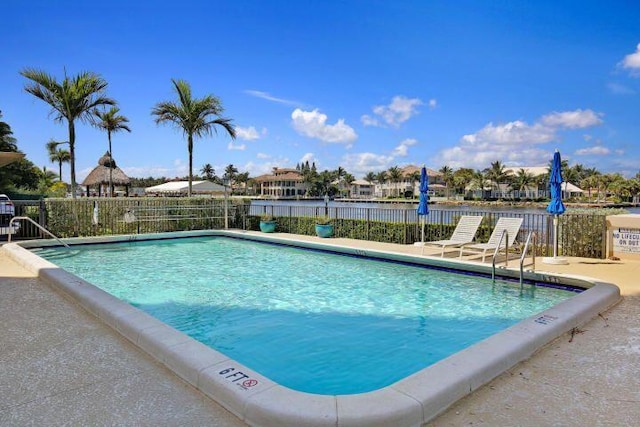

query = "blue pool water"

[36,237,578,395]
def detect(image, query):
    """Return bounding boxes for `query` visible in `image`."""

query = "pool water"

[37,237,577,395]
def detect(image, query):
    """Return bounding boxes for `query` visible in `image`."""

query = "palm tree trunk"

[187,134,193,197]
[69,121,77,199]
[108,130,113,197]
[58,160,63,181]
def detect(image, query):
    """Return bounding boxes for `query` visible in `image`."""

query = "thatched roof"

[81,152,131,186]
[0,151,25,167]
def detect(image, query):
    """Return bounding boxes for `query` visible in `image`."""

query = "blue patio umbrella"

[417,166,429,250]
[546,150,566,262]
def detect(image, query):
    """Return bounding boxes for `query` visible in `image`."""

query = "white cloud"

[244,90,299,106]
[257,153,270,159]
[540,109,603,129]
[365,95,423,127]
[340,138,421,175]
[242,156,290,176]
[300,152,316,164]
[619,43,640,75]
[228,141,246,150]
[235,126,262,140]
[462,121,555,147]
[341,152,394,175]
[291,108,357,145]
[575,146,611,156]
[428,99,437,110]
[360,114,380,127]
[391,138,417,157]
[607,82,635,95]
[434,109,605,170]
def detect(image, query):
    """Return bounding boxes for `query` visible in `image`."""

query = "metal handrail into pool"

[491,229,508,282]
[520,231,537,290]
[8,216,70,248]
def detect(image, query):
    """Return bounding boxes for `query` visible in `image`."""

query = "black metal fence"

[5,198,607,258]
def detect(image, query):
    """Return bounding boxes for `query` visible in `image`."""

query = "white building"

[145,180,226,196]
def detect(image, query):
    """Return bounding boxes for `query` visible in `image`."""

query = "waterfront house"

[254,168,307,198]
[375,165,444,198]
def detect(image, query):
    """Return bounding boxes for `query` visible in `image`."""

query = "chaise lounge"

[422,215,484,256]
[458,217,523,262]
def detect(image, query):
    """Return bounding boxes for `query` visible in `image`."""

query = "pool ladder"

[491,230,536,291]
[7,216,70,248]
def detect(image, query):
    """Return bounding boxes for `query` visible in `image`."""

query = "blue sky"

[2,0,640,181]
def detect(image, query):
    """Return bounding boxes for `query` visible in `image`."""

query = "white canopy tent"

[145,180,226,196]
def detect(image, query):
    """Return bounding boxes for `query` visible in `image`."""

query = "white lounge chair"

[422,215,484,256]
[458,217,523,262]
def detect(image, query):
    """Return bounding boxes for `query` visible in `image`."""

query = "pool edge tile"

[162,340,229,387]
[198,362,279,422]
[244,386,337,427]
[336,388,423,427]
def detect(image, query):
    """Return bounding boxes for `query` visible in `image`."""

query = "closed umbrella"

[417,166,429,253]
[543,150,568,264]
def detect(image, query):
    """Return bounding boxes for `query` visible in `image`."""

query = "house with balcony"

[348,179,375,198]
[254,168,307,198]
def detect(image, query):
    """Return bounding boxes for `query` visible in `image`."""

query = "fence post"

[366,208,370,241]
[403,209,408,244]
[39,199,46,229]
[600,215,607,259]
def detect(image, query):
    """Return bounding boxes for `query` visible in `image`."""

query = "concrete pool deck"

[1,232,638,426]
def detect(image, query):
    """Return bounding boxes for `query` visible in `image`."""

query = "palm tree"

[375,171,388,197]
[342,172,356,197]
[38,166,59,193]
[200,163,216,181]
[470,169,488,200]
[224,164,238,183]
[46,140,71,181]
[439,165,454,199]
[364,171,377,184]
[510,168,534,199]
[453,167,474,196]
[387,166,402,197]
[94,107,131,196]
[152,79,236,197]
[235,171,250,195]
[485,160,511,198]
[607,173,626,201]
[580,175,599,202]
[301,167,317,196]
[21,68,115,198]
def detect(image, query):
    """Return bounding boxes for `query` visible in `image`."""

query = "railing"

[6,198,610,258]
[519,231,537,290]
[491,229,509,282]
[8,216,69,248]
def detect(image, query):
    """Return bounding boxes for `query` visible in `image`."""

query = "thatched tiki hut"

[81,152,131,196]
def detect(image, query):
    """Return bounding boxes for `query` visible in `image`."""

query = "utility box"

[606,214,640,260]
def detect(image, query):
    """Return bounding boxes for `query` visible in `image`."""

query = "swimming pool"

[34,236,577,395]
[6,230,620,427]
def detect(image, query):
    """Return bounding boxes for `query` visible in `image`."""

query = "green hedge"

[13,198,612,259]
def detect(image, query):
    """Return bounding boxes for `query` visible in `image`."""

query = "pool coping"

[3,230,621,427]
